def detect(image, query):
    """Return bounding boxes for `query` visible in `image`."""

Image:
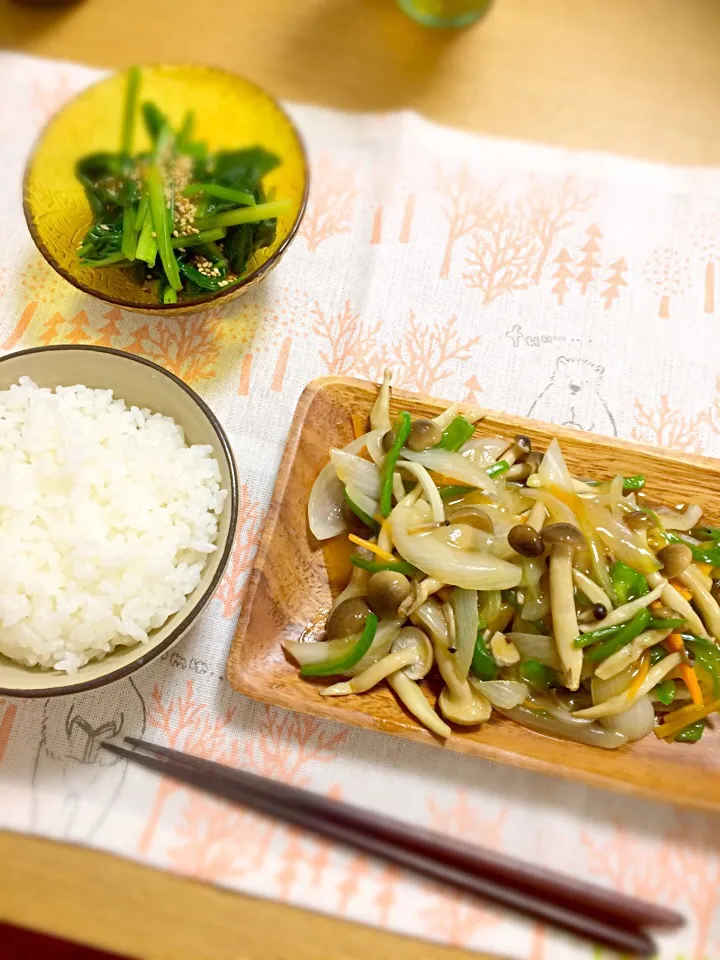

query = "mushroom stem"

[387,672,451,738]
[679,566,720,639]
[572,569,613,610]
[573,653,681,718]
[579,582,666,632]
[549,544,583,690]
[370,369,392,433]
[399,577,444,617]
[647,571,707,637]
[320,649,418,696]
[526,502,547,532]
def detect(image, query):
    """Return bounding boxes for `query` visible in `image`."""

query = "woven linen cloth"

[1,52,719,960]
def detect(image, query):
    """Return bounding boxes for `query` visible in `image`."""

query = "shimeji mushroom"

[319,626,427,698]
[489,631,520,666]
[387,628,452,738]
[657,543,693,579]
[541,522,586,690]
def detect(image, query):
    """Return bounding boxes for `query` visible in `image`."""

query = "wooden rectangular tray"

[228,376,720,813]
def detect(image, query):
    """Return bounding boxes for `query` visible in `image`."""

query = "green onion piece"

[646,617,685,631]
[520,659,558,691]
[439,485,475,500]
[471,630,498,681]
[650,646,668,666]
[622,475,645,492]
[380,411,412,517]
[585,609,652,662]
[574,622,624,649]
[343,491,380,533]
[439,415,475,452]
[301,613,378,677]
[610,560,649,605]
[674,719,705,743]
[170,228,227,250]
[183,182,256,206]
[147,164,181,290]
[350,555,416,575]
[486,460,510,479]
[121,66,141,156]
[654,679,676,706]
[195,199,291,231]
[666,531,720,566]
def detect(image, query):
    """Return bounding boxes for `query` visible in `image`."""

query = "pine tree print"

[551,248,574,305]
[601,258,628,310]
[575,224,602,294]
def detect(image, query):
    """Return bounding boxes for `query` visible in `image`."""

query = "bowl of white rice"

[0,344,237,697]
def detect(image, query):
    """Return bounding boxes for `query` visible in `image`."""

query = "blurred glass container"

[397,0,492,27]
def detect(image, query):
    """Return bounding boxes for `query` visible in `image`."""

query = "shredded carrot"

[348,534,395,562]
[665,633,685,653]
[627,652,650,698]
[680,663,704,706]
[650,600,664,611]
[669,579,693,601]
[696,562,713,576]
[351,413,368,440]
[654,699,720,740]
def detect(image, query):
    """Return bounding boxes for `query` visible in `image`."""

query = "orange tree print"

[299,156,357,253]
[602,258,629,310]
[437,165,499,280]
[215,483,266,618]
[551,248,574,305]
[0,700,17,764]
[575,224,603,295]
[392,311,480,394]
[692,214,720,314]
[138,679,237,854]
[30,73,76,123]
[632,396,710,454]
[523,175,595,285]
[4,256,68,351]
[421,791,506,946]
[643,246,691,319]
[463,200,539,305]
[310,299,385,379]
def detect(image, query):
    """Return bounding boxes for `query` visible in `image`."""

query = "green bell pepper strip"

[684,639,720,697]
[574,622,624,649]
[439,416,475,452]
[147,164,182,290]
[693,526,720,541]
[380,411,412,517]
[610,561,649,605]
[301,613,379,677]
[650,646,668,666]
[486,460,511,479]
[654,679,676,706]
[622,475,645,492]
[439,485,475,500]
[470,628,498,681]
[585,608,652,662]
[520,659,558,691]
[665,531,720,566]
[674,719,705,743]
[343,491,380,533]
[646,617,685,631]
[183,182,256,207]
[350,555,416,575]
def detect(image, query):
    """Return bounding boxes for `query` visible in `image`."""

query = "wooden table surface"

[2,1,720,957]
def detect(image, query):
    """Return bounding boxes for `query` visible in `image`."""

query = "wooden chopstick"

[103,737,677,957]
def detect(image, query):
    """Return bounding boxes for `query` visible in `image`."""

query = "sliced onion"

[400,449,499,498]
[283,635,357,666]
[370,370,392,433]
[583,500,660,574]
[602,695,656,742]
[397,460,445,522]
[495,704,627,749]
[450,587,479,681]
[470,678,529,709]
[412,598,450,648]
[391,504,521,590]
[460,436,512,467]
[508,632,561,669]
[656,504,703,532]
[330,565,369,613]
[345,483,378,520]
[331,448,382,500]
[537,439,574,493]
[308,432,381,541]
[349,619,403,674]
[523,487,580,526]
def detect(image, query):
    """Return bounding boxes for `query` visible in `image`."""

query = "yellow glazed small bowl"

[23,64,308,315]
[0,345,238,697]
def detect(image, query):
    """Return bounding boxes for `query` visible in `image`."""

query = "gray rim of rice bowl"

[0,344,238,697]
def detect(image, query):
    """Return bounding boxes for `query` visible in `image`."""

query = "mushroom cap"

[508,523,544,557]
[407,418,443,452]
[514,434,532,455]
[657,542,693,578]
[326,597,370,641]
[541,522,586,551]
[625,510,654,533]
[447,504,494,533]
[438,685,491,725]
[391,626,434,680]
[366,570,412,618]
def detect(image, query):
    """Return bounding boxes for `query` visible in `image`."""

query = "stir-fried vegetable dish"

[75,67,289,303]
[289,371,720,748]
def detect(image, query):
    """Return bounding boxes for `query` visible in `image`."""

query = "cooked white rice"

[0,378,227,672]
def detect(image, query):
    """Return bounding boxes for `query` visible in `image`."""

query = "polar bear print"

[528,357,618,436]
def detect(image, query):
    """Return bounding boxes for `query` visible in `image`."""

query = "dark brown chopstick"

[103,737,679,957]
